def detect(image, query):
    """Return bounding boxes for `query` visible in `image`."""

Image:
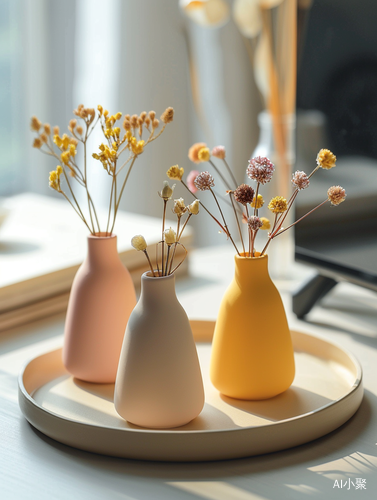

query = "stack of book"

[0,194,191,331]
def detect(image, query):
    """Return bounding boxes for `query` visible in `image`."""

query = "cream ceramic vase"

[63,234,136,383]
[114,271,205,429]
[210,253,295,400]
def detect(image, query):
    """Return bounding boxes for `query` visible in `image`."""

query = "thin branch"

[106,175,115,235]
[209,187,239,255]
[208,159,232,191]
[273,199,328,237]
[229,193,245,254]
[110,155,137,234]
[181,180,229,235]
[222,158,238,189]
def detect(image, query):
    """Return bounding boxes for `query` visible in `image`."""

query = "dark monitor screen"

[295,0,377,294]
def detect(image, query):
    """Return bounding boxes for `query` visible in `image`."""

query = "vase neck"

[86,234,119,267]
[234,254,270,289]
[140,272,177,305]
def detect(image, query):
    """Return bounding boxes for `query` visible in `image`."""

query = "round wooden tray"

[18,320,363,462]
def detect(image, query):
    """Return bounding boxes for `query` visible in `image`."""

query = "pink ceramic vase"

[114,271,205,428]
[62,233,136,383]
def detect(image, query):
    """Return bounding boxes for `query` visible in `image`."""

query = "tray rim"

[18,321,364,460]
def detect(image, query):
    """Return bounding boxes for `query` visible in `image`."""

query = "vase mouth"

[236,252,267,260]
[142,271,175,280]
[88,232,116,239]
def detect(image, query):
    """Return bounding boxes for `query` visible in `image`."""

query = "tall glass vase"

[250,111,296,279]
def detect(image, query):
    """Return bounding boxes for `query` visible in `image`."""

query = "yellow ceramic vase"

[210,253,295,400]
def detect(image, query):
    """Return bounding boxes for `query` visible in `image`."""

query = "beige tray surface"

[18,320,363,462]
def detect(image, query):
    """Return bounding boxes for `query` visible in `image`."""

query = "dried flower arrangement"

[30,105,174,235]
[167,144,345,257]
[131,181,200,276]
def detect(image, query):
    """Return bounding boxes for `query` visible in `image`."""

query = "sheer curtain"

[2,0,260,246]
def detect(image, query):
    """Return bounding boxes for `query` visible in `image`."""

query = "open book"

[0,194,191,331]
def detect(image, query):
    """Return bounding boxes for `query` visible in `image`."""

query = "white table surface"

[1,245,376,500]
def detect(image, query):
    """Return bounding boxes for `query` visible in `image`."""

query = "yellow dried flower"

[30,116,42,131]
[44,123,51,135]
[317,149,336,170]
[104,109,109,117]
[61,134,70,150]
[197,147,210,162]
[131,235,147,251]
[33,138,42,148]
[158,180,175,200]
[250,194,264,209]
[260,217,271,230]
[61,151,71,165]
[167,165,184,181]
[188,199,200,215]
[49,166,62,191]
[131,140,144,155]
[97,105,103,115]
[173,198,187,217]
[160,107,174,124]
[53,135,61,148]
[114,112,122,121]
[268,196,288,213]
[164,227,176,246]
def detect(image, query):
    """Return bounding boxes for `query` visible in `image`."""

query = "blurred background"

[0,0,261,248]
[1,0,376,265]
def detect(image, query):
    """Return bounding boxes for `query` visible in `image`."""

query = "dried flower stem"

[143,249,155,277]
[83,138,96,233]
[181,180,229,235]
[116,154,133,175]
[209,159,232,190]
[253,183,260,216]
[209,187,240,256]
[168,215,181,275]
[271,190,298,238]
[251,230,256,257]
[229,193,246,254]
[222,158,238,189]
[165,245,171,276]
[62,169,90,230]
[273,199,328,237]
[213,189,243,216]
[169,242,188,274]
[61,191,92,233]
[110,155,137,234]
[106,177,115,235]
[161,199,167,275]
[178,213,192,241]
